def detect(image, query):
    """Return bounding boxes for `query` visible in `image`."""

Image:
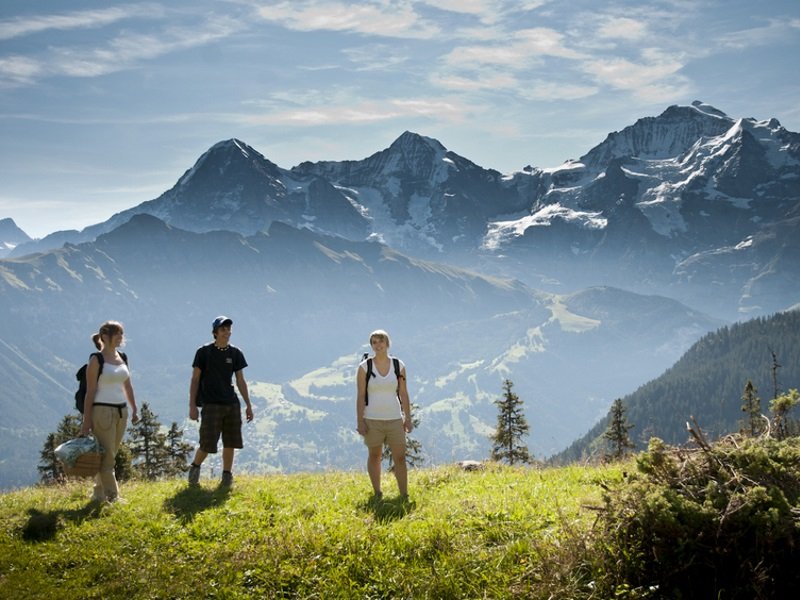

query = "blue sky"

[1,0,799,238]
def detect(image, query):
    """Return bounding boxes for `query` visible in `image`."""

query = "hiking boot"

[188,463,201,486]
[220,471,233,488]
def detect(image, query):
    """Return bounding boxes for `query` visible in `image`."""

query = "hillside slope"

[555,308,800,462]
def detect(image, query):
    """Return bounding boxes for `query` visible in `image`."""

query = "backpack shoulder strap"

[93,352,105,376]
[365,358,374,381]
[393,358,402,381]
[363,357,373,406]
[392,358,404,404]
[119,351,128,365]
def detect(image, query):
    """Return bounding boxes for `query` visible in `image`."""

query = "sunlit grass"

[0,463,625,599]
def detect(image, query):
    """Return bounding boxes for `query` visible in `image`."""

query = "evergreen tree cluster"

[38,402,193,484]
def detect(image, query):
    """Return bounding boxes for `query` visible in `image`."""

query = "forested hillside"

[555,308,800,462]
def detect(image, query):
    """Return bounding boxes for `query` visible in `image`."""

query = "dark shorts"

[199,403,243,453]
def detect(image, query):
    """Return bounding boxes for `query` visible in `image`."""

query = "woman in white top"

[80,320,139,502]
[356,329,413,499]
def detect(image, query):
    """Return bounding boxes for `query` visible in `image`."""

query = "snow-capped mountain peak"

[689,100,729,119]
[580,101,734,168]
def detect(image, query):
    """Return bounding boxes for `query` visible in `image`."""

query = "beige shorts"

[362,418,406,448]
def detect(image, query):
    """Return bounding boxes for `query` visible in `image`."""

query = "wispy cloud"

[0,4,164,41]
[431,25,587,97]
[0,16,243,84]
[244,94,471,126]
[439,26,584,80]
[520,80,597,101]
[342,44,411,71]
[53,18,241,76]
[581,50,690,102]
[255,1,440,39]
[595,16,648,42]
[0,56,43,85]
[420,0,550,25]
[716,17,800,50]
[430,71,519,92]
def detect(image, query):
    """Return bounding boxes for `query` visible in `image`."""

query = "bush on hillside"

[591,435,800,599]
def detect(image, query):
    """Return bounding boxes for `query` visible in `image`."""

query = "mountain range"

[1,100,798,488]
[10,100,800,320]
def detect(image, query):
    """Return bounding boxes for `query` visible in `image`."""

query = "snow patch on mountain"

[636,180,688,236]
[482,203,607,250]
[251,382,327,423]
[408,193,434,229]
[547,298,602,333]
[490,327,547,374]
[287,361,351,401]
[338,185,443,251]
[435,360,484,388]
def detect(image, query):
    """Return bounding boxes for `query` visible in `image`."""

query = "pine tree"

[38,414,81,484]
[770,389,799,440]
[740,380,762,436]
[165,421,194,477]
[127,402,170,480]
[382,402,424,471]
[490,379,531,465]
[114,443,134,483]
[603,398,635,461]
[770,348,781,400]
[38,433,63,484]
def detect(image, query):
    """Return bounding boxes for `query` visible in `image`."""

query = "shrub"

[590,435,800,599]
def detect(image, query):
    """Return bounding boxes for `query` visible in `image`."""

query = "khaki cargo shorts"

[362,418,406,448]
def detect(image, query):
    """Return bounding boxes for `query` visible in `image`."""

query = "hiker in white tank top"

[359,355,406,420]
[356,329,413,501]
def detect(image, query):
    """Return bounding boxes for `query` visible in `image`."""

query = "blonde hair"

[92,320,124,350]
[369,329,391,348]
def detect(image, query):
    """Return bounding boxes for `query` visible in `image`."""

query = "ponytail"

[93,320,124,350]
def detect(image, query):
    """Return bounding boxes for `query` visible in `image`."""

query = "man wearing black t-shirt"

[187,316,253,487]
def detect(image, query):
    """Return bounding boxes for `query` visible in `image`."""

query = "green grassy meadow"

[0,463,624,599]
